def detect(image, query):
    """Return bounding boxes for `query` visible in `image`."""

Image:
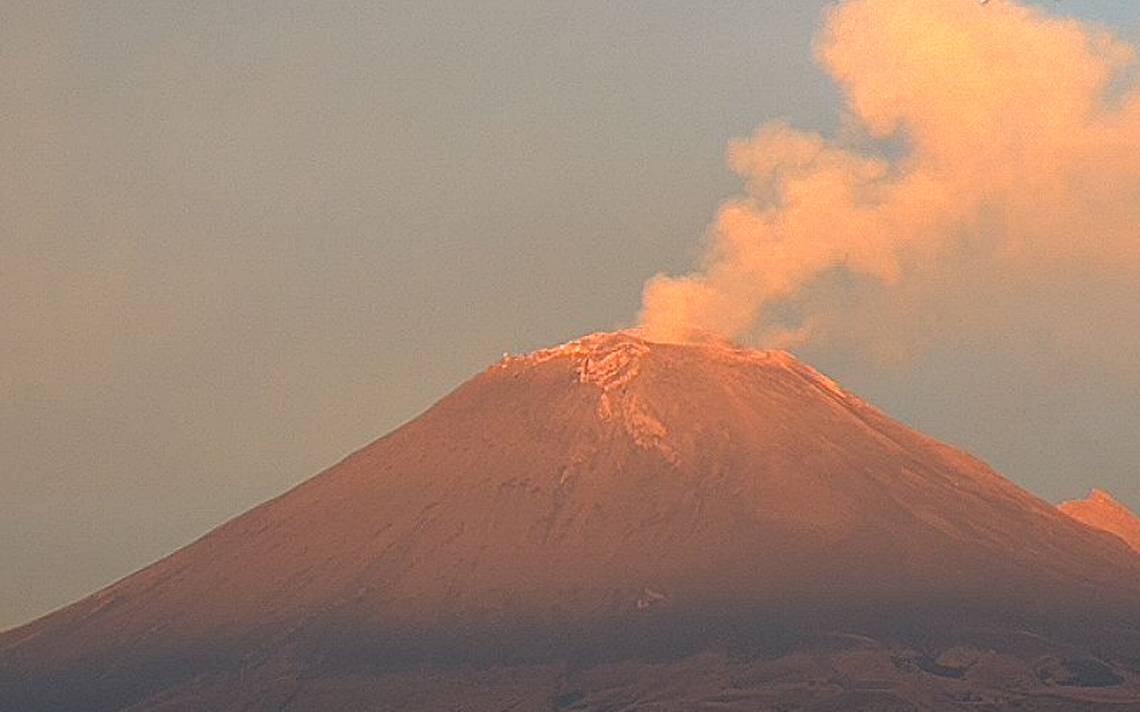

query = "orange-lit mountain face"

[2,331,1139,711]
[1060,489,1140,554]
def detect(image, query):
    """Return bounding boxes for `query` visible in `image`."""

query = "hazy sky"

[3,1,1139,631]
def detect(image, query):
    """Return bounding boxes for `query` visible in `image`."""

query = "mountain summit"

[3,330,1139,710]
[1060,489,1140,554]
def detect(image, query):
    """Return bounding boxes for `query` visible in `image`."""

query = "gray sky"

[3,1,1138,631]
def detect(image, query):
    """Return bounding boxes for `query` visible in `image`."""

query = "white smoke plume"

[640,0,1140,350]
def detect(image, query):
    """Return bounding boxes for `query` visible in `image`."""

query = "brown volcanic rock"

[2,330,1140,711]
[1060,489,1140,554]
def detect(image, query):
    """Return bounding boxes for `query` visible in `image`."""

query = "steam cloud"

[640,0,1140,348]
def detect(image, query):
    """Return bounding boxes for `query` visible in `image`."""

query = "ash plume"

[640,0,1140,349]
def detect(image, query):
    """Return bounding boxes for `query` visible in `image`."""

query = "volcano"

[3,330,1139,711]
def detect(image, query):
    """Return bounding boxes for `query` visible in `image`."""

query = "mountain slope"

[3,330,1139,711]
[1060,489,1140,554]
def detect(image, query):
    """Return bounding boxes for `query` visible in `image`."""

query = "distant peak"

[1058,488,1140,554]
[1063,489,1131,512]
[1089,489,1119,504]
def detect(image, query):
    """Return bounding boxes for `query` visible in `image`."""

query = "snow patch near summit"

[504,331,679,464]
[578,340,647,392]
